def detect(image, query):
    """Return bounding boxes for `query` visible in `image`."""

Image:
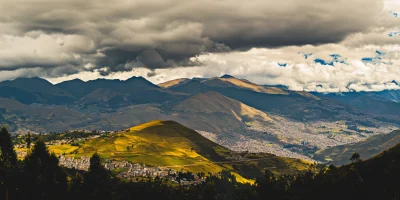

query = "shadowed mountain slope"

[313,91,400,116]
[0,78,75,104]
[314,130,400,165]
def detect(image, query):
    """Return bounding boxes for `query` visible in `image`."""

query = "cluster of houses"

[59,155,90,171]
[110,161,206,185]
[114,163,174,179]
[104,160,177,179]
[57,156,206,185]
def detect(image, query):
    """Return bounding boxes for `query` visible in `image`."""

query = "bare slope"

[174,91,271,121]
[204,77,288,95]
[158,78,190,88]
[172,91,271,133]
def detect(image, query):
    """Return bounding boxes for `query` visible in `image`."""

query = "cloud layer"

[2,0,400,92]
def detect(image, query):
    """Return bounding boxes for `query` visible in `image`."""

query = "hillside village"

[58,154,205,185]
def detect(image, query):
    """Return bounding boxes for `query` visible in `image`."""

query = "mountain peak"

[125,76,146,81]
[2,77,51,84]
[220,74,235,79]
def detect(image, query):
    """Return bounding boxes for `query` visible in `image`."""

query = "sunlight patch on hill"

[220,77,288,95]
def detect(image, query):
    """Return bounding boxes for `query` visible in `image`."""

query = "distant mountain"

[171,91,271,133]
[313,90,400,116]
[158,78,190,89]
[204,76,289,95]
[313,130,400,165]
[170,76,350,121]
[0,77,189,106]
[0,78,75,104]
[57,77,189,107]
[174,91,271,121]
[56,76,159,98]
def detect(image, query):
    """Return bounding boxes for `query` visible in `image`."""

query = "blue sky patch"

[278,63,287,67]
[330,54,344,63]
[314,58,334,66]
[389,31,400,37]
[362,57,374,63]
[298,52,313,59]
[361,50,391,64]
[390,11,399,18]
[376,50,385,56]
[314,54,346,66]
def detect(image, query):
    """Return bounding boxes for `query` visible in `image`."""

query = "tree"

[22,140,67,200]
[82,153,113,199]
[0,126,18,200]
[26,132,31,148]
[0,126,17,168]
[350,152,361,163]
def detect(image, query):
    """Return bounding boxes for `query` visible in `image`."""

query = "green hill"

[44,120,310,182]
[313,130,400,165]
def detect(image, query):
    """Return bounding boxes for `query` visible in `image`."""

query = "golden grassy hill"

[28,120,310,183]
[74,121,229,167]
[158,78,190,88]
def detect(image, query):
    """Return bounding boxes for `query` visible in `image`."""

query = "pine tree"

[82,153,112,199]
[26,132,31,149]
[0,126,18,200]
[22,140,67,200]
[0,126,17,168]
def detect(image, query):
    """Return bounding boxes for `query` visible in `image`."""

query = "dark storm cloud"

[0,0,384,76]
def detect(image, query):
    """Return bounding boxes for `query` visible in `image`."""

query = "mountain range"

[1,75,400,165]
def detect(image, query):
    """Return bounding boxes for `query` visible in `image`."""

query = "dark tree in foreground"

[81,153,113,199]
[22,140,67,200]
[0,126,17,168]
[0,126,18,200]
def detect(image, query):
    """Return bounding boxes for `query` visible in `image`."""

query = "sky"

[0,0,399,92]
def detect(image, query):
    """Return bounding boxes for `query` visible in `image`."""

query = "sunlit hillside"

[16,120,310,183]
